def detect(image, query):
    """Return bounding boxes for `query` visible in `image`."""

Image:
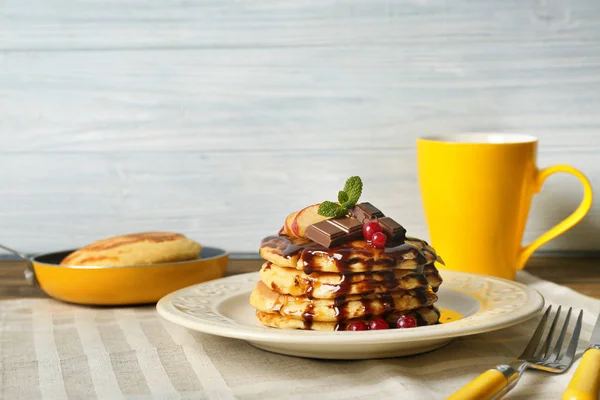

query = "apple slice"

[282,211,299,237]
[291,204,329,237]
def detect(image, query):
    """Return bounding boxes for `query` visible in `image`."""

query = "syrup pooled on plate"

[438,307,463,324]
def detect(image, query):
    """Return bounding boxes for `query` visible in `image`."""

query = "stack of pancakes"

[250,235,443,331]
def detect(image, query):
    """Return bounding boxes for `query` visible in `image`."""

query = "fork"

[448,305,583,400]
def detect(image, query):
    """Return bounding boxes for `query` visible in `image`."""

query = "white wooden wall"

[1,0,600,254]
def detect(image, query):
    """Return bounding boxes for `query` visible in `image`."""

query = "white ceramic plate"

[157,270,544,359]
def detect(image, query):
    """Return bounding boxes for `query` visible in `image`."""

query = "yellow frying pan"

[1,244,228,305]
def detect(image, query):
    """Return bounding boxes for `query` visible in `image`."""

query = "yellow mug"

[417,133,593,280]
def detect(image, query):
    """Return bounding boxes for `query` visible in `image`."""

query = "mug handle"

[517,165,593,270]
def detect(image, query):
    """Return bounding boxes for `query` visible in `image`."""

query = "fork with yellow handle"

[449,306,583,400]
[562,312,600,400]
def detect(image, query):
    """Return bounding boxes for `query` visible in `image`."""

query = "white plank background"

[1,0,599,253]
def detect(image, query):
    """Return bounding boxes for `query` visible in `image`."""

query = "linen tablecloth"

[1,271,598,400]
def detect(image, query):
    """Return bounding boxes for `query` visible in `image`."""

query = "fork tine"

[520,305,552,359]
[558,310,583,364]
[548,307,572,362]
[538,306,562,360]
[558,310,583,365]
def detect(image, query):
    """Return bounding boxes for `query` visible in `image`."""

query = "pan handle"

[0,244,36,286]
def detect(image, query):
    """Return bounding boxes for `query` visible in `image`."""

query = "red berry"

[362,221,383,241]
[347,321,368,331]
[396,315,417,329]
[371,232,387,248]
[368,317,389,330]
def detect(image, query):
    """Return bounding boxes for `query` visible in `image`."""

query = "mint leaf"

[341,200,355,209]
[337,191,349,204]
[343,176,363,206]
[318,201,349,218]
[316,176,363,220]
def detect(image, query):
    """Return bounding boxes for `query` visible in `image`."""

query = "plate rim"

[156,270,545,345]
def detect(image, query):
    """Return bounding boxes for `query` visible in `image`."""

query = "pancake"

[60,232,202,267]
[250,281,437,322]
[424,264,443,292]
[259,235,442,273]
[260,262,442,298]
[256,306,440,331]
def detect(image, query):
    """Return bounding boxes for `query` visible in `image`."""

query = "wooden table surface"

[0,255,598,300]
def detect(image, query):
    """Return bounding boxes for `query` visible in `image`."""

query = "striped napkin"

[1,271,598,400]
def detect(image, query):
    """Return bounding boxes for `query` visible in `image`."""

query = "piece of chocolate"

[378,217,407,241]
[351,202,384,223]
[305,217,363,248]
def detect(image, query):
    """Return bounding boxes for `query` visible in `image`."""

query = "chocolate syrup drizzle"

[260,235,441,330]
[260,235,440,273]
[302,304,316,330]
